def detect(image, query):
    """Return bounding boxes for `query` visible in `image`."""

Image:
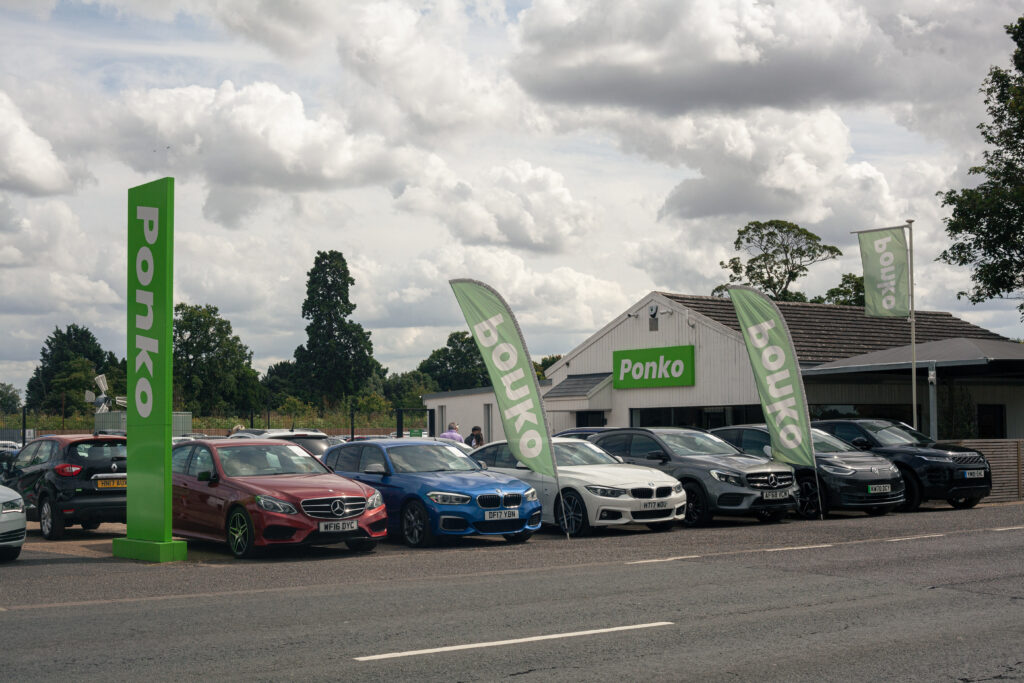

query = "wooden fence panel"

[941,440,1022,503]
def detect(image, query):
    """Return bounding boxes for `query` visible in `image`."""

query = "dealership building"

[424,291,1024,442]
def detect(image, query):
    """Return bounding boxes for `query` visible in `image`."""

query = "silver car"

[0,484,26,562]
[589,428,798,526]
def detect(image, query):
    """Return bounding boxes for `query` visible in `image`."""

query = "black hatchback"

[0,434,127,539]
[812,419,991,511]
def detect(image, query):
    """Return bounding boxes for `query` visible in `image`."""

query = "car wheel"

[947,495,981,509]
[345,538,377,552]
[796,476,827,520]
[554,490,591,537]
[0,546,20,562]
[226,507,256,558]
[681,483,712,528]
[39,496,65,540]
[646,520,676,532]
[865,505,894,516]
[897,469,922,512]
[756,509,785,523]
[401,499,435,548]
[503,530,533,544]
[80,521,100,530]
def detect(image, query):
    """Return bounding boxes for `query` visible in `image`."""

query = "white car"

[471,437,687,536]
[0,484,26,562]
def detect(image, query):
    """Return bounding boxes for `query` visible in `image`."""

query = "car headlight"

[1,497,24,514]
[672,482,683,494]
[585,485,627,498]
[710,469,744,487]
[820,462,856,476]
[523,487,538,502]
[889,464,899,473]
[255,495,298,514]
[920,455,952,463]
[427,491,471,505]
[366,489,384,509]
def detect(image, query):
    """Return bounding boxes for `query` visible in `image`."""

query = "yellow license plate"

[96,479,126,488]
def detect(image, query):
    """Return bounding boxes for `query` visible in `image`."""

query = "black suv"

[589,427,798,526]
[812,419,991,511]
[0,434,127,539]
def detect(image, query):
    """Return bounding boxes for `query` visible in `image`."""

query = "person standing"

[439,422,463,441]
[464,426,484,448]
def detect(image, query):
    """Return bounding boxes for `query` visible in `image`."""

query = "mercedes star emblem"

[767,473,778,487]
[330,499,346,517]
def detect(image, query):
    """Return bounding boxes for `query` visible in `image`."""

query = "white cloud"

[0,91,73,195]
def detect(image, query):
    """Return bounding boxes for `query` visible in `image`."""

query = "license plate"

[762,490,787,500]
[485,510,518,520]
[96,479,126,488]
[319,520,358,532]
[964,469,985,479]
[642,501,668,510]
[868,484,891,493]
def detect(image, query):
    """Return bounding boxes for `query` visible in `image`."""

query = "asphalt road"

[3,502,1023,682]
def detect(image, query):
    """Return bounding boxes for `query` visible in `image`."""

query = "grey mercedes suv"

[589,428,798,526]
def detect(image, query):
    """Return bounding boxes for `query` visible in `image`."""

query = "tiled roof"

[544,373,611,399]
[660,293,1010,366]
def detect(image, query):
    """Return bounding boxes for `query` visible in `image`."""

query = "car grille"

[300,496,367,519]
[476,493,522,509]
[747,471,794,489]
[630,486,675,499]
[950,454,985,465]
[0,528,26,543]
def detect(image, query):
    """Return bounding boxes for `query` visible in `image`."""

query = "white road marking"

[992,526,1024,531]
[763,544,832,552]
[354,622,675,662]
[886,534,945,542]
[626,555,701,565]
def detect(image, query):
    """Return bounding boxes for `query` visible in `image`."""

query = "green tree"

[293,250,375,407]
[938,17,1024,319]
[50,356,97,416]
[383,370,439,410]
[713,220,842,301]
[262,360,300,409]
[810,273,865,306]
[418,331,491,391]
[0,382,22,413]
[534,354,562,380]
[279,395,312,429]
[25,324,122,415]
[173,303,261,415]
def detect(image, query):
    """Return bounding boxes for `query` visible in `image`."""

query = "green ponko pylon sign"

[111,178,187,563]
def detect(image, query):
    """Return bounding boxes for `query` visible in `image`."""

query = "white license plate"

[964,469,985,479]
[762,490,788,500]
[642,501,668,510]
[319,519,358,532]
[868,484,891,493]
[485,510,518,520]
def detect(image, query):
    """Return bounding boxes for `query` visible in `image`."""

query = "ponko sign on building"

[613,346,695,389]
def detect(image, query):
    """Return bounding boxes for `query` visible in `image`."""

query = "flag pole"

[906,219,916,429]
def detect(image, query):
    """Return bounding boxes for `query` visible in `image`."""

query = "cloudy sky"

[2,0,1022,399]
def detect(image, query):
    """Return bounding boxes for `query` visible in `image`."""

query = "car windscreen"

[811,429,858,453]
[282,436,330,455]
[387,444,479,473]
[70,441,127,463]
[862,421,931,446]
[217,444,330,476]
[658,431,739,456]
[554,441,618,466]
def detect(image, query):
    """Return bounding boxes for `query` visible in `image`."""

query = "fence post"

[396,409,404,438]
[21,405,27,445]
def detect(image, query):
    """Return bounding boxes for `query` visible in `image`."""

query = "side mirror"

[475,460,488,470]
[613,455,624,463]
[762,445,773,458]
[646,451,669,463]
[851,437,871,450]
[197,470,218,483]
[364,463,387,475]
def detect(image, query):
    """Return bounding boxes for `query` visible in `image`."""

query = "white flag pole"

[907,219,916,429]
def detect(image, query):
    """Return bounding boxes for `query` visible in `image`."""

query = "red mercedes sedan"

[171,439,387,558]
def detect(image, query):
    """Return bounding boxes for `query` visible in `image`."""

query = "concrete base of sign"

[112,537,188,563]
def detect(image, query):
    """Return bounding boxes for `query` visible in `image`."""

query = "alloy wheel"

[228,511,250,557]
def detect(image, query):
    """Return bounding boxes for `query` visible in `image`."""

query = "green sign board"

[613,346,695,389]
[111,178,187,563]
[409,429,423,437]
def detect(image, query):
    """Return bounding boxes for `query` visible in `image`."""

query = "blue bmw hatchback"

[322,439,542,547]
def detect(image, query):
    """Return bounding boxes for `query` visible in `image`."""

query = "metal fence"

[942,439,1024,503]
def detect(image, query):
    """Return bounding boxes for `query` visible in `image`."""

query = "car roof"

[29,434,127,444]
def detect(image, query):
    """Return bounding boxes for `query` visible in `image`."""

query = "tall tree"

[383,370,439,410]
[173,303,261,415]
[25,324,122,414]
[0,382,21,413]
[534,354,562,379]
[262,360,301,410]
[418,331,490,391]
[293,250,375,407]
[713,219,842,301]
[938,17,1024,319]
[811,273,865,306]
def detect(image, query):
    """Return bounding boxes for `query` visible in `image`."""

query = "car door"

[354,445,404,510]
[170,444,195,532]
[18,441,57,511]
[627,434,672,473]
[9,442,42,507]
[184,446,228,538]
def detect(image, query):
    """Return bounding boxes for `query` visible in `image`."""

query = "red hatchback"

[171,439,387,558]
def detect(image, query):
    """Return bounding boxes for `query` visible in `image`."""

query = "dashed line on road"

[763,544,833,552]
[886,534,945,543]
[354,622,675,662]
[626,555,701,565]
[993,526,1024,531]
